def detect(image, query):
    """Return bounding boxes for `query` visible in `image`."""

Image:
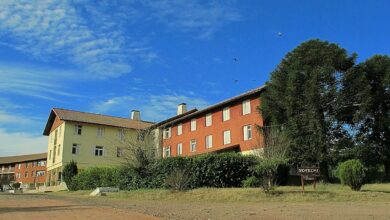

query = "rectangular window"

[177,124,183,135]
[18,163,21,169]
[205,113,212,127]
[31,171,34,177]
[33,161,37,167]
[97,127,105,137]
[190,139,197,152]
[72,144,80,155]
[118,129,125,141]
[177,143,183,156]
[242,100,251,115]
[163,146,171,158]
[57,144,61,156]
[206,135,213,148]
[243,125,252,141]
[117,147,123,158]
[95,146,104,156]
[54,130,58,145]
[223,107,230,121]
[24,172,28,178]
[74,124,83,135]
[36,171,45,177]
[49,150,52,161]
[163,127,171,139]
[223,130,231,145]
[191,119,197,131]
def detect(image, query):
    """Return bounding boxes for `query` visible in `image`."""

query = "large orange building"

[0,153,47,190]
[153,86,265,157]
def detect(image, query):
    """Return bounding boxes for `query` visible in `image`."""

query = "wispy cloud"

[0,128,47,156]
[0,1,137,78]
[92,93,209,122]
[144,0,242,39]
[0,63,82,100]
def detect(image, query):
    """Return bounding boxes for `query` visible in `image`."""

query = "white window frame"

[163,146,171,158]
[190,139,197,152]
[223,107,230,121]
[243,125,252,141]
[223,130,231,145]
[163,127,171,139]
[191,119,197,131]
[205,113,212,127]
[97,127,105,137]
[205,135,213,148]
[177,124,183,135]
[242,99,251,115]
[95,146,104,157]
[177,143,183,156]
[72,143,80,155]
[74,124,83,135]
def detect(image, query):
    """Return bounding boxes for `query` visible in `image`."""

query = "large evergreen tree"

[340,55,390,180]
[260,39,355,179]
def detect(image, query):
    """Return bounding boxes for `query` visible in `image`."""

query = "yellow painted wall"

[46,120,139,172]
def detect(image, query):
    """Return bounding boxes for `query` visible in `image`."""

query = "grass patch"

[53,183,390,203]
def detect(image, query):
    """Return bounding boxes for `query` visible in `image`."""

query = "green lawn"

[54,183,390,203]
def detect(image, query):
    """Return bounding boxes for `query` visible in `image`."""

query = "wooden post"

[301,175,305,191]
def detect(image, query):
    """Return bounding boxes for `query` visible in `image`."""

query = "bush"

[71,167,119,190]
[62,160,78,191]
[242,176,261,188]
[337,159,366,191]
[12,182,21,189]
[164,169,191,191]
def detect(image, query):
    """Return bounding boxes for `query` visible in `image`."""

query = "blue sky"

[0,0,389,156]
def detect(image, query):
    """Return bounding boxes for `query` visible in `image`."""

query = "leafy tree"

[340,55,390,180]
[260,39,356,180]
[62,160,78,190]
[337,159,366,191]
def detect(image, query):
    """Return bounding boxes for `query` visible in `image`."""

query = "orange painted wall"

[162,95,264,156]
[14,160,47,185]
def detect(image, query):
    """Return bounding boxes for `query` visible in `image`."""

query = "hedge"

[70,152,258,190]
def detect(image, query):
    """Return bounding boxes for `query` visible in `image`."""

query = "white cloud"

[0,0,134,78]
[144,0,242,39]
[0,62,82,100]
[92,93,209,122]
[0,129,47,156]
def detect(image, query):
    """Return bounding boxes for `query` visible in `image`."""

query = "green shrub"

[337,159,366,191]
[12,182,21,189]
[62,160,78,191]
[242,176,261,188]
[164,169,191,191]
[71,167,119,190]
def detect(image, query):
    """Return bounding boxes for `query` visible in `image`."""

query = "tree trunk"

[320,161,329,182]
[384,160,390,182]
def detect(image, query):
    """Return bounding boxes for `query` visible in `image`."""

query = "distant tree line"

[260,39,390,181]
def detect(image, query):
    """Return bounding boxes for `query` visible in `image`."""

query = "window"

[25,162,28,168]
[163,146,171,158]
[38,160,46,166]
[57,144,61,156]
[95,146,104,156]
[36,171,45,177]
[190,139,197,152]
[163,127,171,139]
[31,171,35,177]
[223,130,231,145]
[223,107,230,121]
[243,125,252,140]
[8,165,11,171]
[74,124,83,135]
[52,145,56,163]
[54,130,58,145]
[205,113,212,127]
[118,129,125,141]
[33,161,37,167]
[117,147,123,158]
[177,124,183,135]
[72,144,80,155]
[49,150,52,161]
[177,143,183,156]
[242,100,251,115]
[205,135,213,148]
[191,119,197,131]
[97,127,105,137]
[24,171,28,178]
[18,163,21,169]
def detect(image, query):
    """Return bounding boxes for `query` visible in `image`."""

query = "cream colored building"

[43,108,154,186]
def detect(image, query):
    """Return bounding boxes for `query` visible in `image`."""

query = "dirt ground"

[1,193,390,220]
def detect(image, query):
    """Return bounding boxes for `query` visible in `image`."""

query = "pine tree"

[260,39,355,179]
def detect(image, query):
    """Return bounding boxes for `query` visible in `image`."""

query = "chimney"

[177,103,187,115]
[131,110,140,120]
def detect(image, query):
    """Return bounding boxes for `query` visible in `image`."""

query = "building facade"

[0,153,47,190]
[154,86,265,157]
[43,108,154,187]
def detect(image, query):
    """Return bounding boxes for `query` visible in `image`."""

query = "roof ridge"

[53,107,155,124]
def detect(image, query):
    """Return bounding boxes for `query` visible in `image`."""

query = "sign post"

[297,164,320,192]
